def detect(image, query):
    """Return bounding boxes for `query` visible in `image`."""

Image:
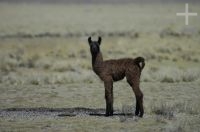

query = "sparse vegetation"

[151,102,175,120]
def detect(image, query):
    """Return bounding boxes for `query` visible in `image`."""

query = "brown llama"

[88,36,145,117]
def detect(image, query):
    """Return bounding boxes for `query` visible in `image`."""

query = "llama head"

[88,36,101,54]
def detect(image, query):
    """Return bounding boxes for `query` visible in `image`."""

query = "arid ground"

[0,3,200,132]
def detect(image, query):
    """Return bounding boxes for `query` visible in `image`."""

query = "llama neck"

[92,51,103,68]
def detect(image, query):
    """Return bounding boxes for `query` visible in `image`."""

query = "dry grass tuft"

[151,103,175,120]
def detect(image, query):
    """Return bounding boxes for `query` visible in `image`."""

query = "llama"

[88,36,145,117]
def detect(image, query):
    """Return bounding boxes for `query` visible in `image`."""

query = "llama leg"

[135,100,140,116]
[135,89,143,117]
[130,85,143,117]
[104,80,113,116]
[126,73,144,117]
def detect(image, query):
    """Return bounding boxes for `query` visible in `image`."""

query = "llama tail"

[135,57,145,70]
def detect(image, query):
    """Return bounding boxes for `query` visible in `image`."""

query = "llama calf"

[88,37,145,117]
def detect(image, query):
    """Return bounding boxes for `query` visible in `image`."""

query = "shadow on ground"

[0,107,134,118]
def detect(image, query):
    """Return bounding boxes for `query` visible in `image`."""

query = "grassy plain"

[0,3,200,132]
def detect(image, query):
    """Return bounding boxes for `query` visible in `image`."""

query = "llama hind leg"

[104,80,113,116]
[126,73,144,117]
[135,100,140,116]
[134,88,143,117]
[130,84,143,117]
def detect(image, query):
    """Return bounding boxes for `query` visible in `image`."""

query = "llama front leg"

[104,80,113,116]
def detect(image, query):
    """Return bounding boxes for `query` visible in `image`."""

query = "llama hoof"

[105,113,110,117]
[139,115,143,118]
[135,110,139,116]
[105,112,113,117]
[139,113,143,118]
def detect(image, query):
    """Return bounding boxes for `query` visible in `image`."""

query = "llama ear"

[98,36,102,45]
[88,37,92,45]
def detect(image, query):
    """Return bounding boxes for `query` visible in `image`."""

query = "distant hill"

[0,0,199,4]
